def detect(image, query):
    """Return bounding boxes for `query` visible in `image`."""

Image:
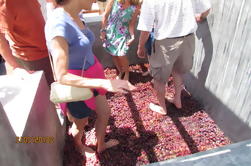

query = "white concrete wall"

[0,72,65,166]
[184,0,251,142]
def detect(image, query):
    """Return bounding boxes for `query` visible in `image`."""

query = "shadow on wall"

[196,20,213,85]
[185,20,251,142]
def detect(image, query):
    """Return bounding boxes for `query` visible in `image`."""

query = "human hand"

[137,46,146,59]
[195,14,204,22]
[126,37,135,46]
[195,9,210,22]
[103,79,136,93]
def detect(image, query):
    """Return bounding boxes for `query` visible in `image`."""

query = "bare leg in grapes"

[95,95,119,153]
[149,79,167,115]
[67,111,95,157]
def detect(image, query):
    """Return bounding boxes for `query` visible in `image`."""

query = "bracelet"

[100,28,106,33]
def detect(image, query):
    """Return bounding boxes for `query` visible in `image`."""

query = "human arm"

[0,33,21,70]
[50,36,135,93]
[100,0,114,41]
[46,0,57,16]
[136,0,154,58]
[194,0,211,22]
[0,33,33,76]
[46,0,56,6]
[195,9,210,22]
[137,31,149,59]
[127,7,140,46]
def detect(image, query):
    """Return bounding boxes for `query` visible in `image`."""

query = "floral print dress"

[103,0,136,56]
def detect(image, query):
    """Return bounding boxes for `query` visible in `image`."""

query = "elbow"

[57,76,64,84]
[56,72,67,84]
[102,15,109,23]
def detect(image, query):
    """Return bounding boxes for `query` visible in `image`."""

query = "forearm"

[129,25,135,39]
[101,15,108,29]
[46,0,56,7]
[129,9,140,40]
[0,33,21,69]
[138,31,150,49]
[59,73,104,88]
[196,9,210,22]
[101,0,114,29]
[201,9,210,19]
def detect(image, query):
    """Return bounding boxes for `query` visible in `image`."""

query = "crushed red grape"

[63,64,231,166]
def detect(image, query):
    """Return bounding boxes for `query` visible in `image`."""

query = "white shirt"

[137,0,211,40]
[194,0,211,14]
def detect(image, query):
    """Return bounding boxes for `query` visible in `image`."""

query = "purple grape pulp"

[63,64,231,166]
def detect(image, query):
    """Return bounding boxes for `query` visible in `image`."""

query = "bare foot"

[165,96,182,109]
[149,103,167,115]
[97,139,119,153]
[68,124,76,136]
[142,70,150,76]
[68,127,73,136]
[165,96,174,103]
[173,97,182,109]
[79,145,96,158]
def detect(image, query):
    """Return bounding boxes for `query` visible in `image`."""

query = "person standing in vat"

[137,0,211,115]
[0,0,54,85]
[100,0,141,81]
[45,0,136,157]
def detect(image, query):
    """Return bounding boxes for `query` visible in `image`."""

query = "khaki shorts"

[148,34,195,83]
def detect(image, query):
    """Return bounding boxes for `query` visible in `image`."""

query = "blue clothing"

[67,101,93,118]
[145,30,154,56]
[45,8,95,70]
[67,90,99,119]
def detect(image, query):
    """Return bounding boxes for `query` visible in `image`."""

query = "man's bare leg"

[172,71,183,109]
[149,79,167,115]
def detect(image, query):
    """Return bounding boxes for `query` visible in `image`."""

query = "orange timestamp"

[16,136,54,144]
